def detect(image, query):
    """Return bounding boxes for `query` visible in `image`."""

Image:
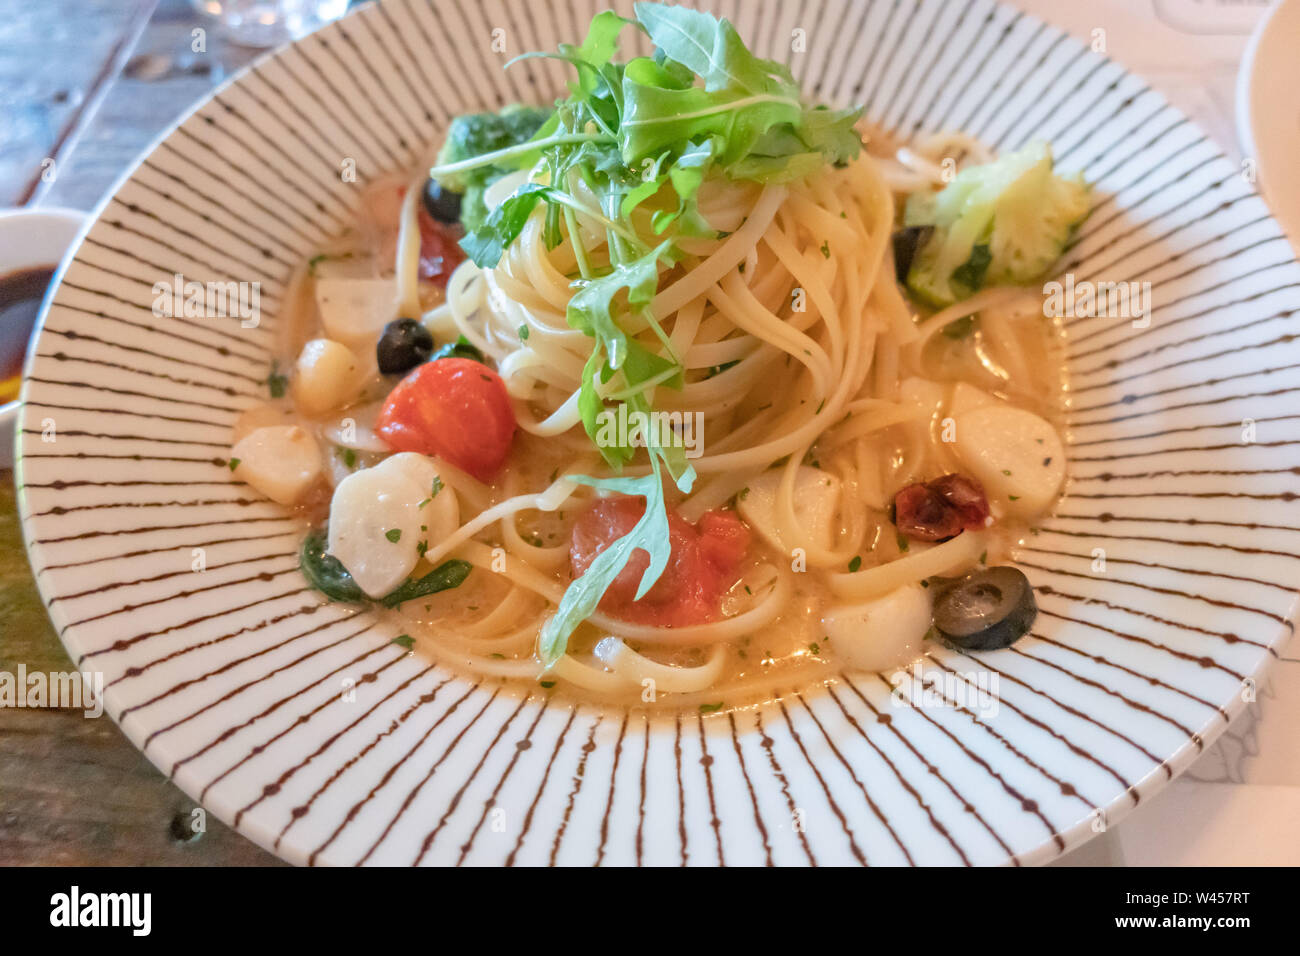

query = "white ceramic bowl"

[14,0,1300,866]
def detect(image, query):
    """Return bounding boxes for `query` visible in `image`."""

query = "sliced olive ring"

[931,566,1036,650]
[422,177,463,224]
[377,317,434,375]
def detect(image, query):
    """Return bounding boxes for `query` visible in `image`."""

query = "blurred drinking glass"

[191,0,350,48]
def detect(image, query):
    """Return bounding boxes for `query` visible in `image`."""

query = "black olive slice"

[931,566,1036,650]
[422,177,463,224]
[377,317,434,375]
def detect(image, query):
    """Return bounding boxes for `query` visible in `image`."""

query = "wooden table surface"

[0,0,298,866]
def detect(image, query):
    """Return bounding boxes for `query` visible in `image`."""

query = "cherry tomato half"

[376,357,516,481]
[570,497,751,628]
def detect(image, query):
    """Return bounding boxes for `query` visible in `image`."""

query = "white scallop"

[947,381,1002,418]
[326,465,424,599]
[230,401,296,444]
[230,425,322,506]
[371,452,460,550]
[315,277,398,349]
[823,584,933,673]
[293,338,361,416]
[738,466,842,553]
[952,404,1066,517]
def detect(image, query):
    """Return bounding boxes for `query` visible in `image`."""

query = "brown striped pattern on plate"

[15,0,1300,865]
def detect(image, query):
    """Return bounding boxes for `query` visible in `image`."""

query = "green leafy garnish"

[392,634,415,650]
[429,335,486,365]
[437,0,863,270]
[537,460,694,670]
[847,555,862,572]
[265,361,288,399]
[427,3,864,669]
[300,529,471,608]
[432,104,554,231]
[227,458,240,471]
[385,528,402,543]
[699,701,724,713]
[300,529,367,603]
[379,559,474,609]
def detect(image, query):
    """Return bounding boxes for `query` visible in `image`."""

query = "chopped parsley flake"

[385,528,402,543]
[265,361,288,399]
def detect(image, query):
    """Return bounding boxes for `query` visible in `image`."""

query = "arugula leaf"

[459,182,555,267]
[537,458,695,670]
[634,2,790,96]
[566,241,677,467]
[426,3,871,669]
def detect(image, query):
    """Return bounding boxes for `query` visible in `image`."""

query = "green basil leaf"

[379,559,474,609]
[300,529,367,603]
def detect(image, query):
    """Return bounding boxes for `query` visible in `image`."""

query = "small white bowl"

[0,207,86,468]
[1236,0,1300,255]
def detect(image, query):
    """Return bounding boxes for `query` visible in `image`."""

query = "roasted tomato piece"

[928,473,990,529]
[570,498,750,627]
[416,205,464,287]
[375,357,515,481]
[893,473,989,541]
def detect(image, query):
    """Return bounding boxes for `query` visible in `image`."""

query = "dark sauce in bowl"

[0,265,55,404]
